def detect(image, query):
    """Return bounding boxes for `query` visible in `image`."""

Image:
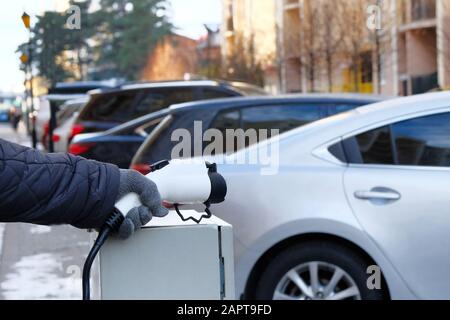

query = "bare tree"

[301,0,322,92]
[280,0,322,92]
[318,0,347,92]
[224,31,264,86]
[342,0,369,93]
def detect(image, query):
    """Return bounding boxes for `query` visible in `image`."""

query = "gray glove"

[117,169,169,239]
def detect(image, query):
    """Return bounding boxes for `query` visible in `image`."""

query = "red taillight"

[52,134,60,143]
[131,163,151,175]
[69,143,95,156]
[69,124,85,141]
[162,201,175,209]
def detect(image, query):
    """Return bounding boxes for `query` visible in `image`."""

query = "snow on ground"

[0,253,81,300]
[0,125,87,300]
[0,223,5,256]
[29,225,52,235]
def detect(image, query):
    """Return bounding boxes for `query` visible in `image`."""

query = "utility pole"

[22,12,37,149]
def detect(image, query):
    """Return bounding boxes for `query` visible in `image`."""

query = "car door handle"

[354,188,401,201]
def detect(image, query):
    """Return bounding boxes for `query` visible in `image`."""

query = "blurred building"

[274,0,450,95]
[384,0,450,95]
[141,34,198,81]
[222,0,280,93]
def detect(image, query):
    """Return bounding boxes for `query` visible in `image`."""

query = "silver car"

[213,91,450,300]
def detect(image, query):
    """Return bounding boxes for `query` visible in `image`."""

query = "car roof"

[169,93,388,112]
[40,94,87,101]
[48,81,114,94]
[121,80,225,91]
[86,80,241,96]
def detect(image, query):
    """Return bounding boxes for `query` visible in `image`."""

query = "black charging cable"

[82,209,124,300]
[174,203,212,224]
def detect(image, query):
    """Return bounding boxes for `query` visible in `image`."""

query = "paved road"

[0,122,91,299]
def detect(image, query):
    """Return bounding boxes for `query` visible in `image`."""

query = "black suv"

[71,80,267,139]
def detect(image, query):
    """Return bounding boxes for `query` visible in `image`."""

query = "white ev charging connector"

[82,159,227,300]
[115,159,227,223]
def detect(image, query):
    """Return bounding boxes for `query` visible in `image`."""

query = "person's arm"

[0,138,120,229]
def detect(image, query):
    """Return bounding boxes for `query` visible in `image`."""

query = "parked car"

[52,98,89,152]
[37,81,113,147]
[70,94,384,169]
[70,109,170,168]
[0,105,9,122]
[71,80,266,139]
[48,81,116,95]
[0,94,19,122]
[202,91,450,300]
[128,94,386,172]
[38,94,86,147]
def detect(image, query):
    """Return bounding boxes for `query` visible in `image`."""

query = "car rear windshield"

[79,87,195,123]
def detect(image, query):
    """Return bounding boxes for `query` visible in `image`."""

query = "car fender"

[235,217,417,299]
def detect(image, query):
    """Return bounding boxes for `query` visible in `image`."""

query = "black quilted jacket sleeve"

[0,139,120,229]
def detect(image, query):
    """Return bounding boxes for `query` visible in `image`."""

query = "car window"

[159,88,195,107]
[330,104,360,115]
[392,112,450,167]
[212,110,240,132]
[141,117,165,135]
[353,126,394,165]
[132,88,195,118]
[81,88,195,123]
[136,93,166,115]
[202,88,236,99]
[82,90,142,122]
[343,112,450,168]
[242,104,321,135]
[132,115,174,165]
[210,110,241,154]
[49,99,69,114]
[210,104,322,154]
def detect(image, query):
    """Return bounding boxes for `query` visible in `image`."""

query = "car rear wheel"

[254,241,387,300]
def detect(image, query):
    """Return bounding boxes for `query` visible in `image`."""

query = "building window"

[361,51,373,84]
[411,0,436,22]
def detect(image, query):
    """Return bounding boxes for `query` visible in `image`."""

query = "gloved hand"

[117,169,169,239]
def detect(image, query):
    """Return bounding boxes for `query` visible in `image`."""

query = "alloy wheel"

[273,261,362,300]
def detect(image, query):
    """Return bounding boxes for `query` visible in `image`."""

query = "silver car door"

[343,111,450,299]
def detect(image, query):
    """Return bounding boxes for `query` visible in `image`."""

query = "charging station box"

[93,212,235,300]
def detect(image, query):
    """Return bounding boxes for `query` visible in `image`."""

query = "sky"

[0,0,222,93]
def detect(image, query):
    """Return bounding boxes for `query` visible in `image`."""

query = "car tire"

[254,241,387,300]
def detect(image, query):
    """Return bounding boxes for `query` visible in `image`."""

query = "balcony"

[400,0,436,33]
[283,0,300,11]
